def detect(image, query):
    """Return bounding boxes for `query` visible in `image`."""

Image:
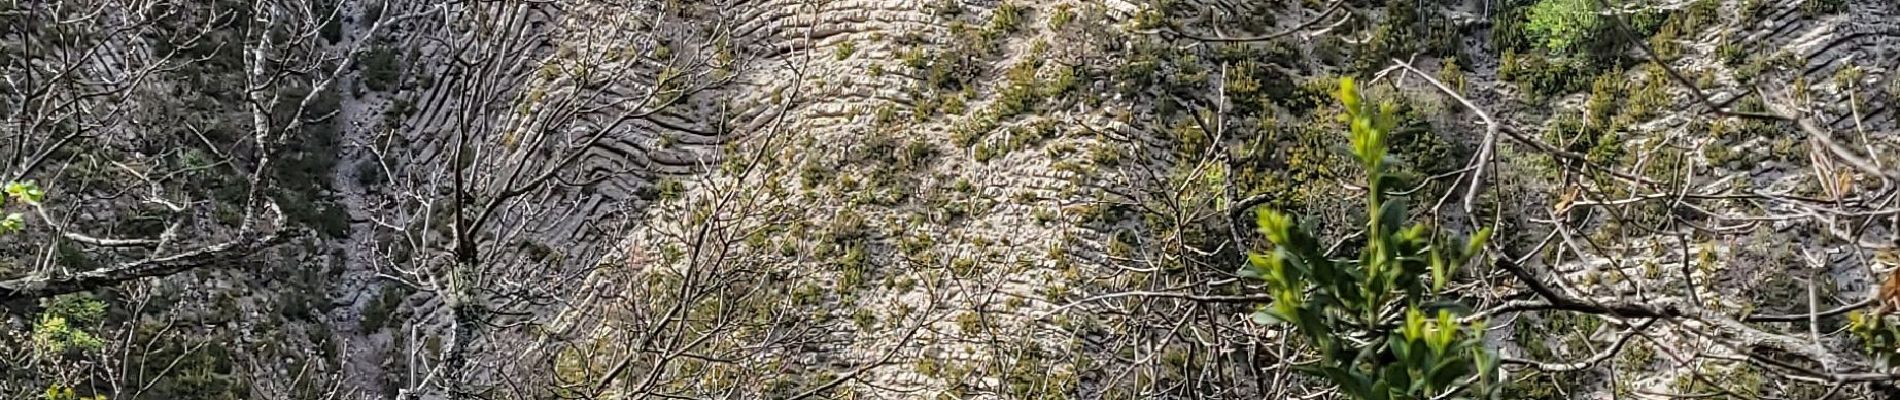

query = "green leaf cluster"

[1849,310,1900,369]
[2,180,44,234]
[31,316,103,356]
[6,180,44,204]
[32,294,108,357]
[1240,78,1498,400]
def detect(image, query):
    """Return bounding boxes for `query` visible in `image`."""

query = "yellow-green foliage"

[1048,4,1074,29]
[32,294,106,356]
[1851,310,1900,369]
[2,180,45,234]
[834,39,856,60]
[43,385,106,400]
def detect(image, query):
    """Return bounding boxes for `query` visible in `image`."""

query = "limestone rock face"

[230,0,1900,395]
[577,1,1168,396]
[13,0,1900,397]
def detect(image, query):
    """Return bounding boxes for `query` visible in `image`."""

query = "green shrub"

[1584,71,1622,125]
[991,2,1027,34]
[1131,3,1166,30]
[941,92,968,115]
[1680,0,1721,33]
[1353,0,1461,72]
[1526,0,1600,55]
[1649,20,1681,60]
[1241,79,1498,399]
[1620,64,1669,123]
[657,178,685,201]
[1438,58,1467,95]
[900,46,928,69]
[1505,51,1593,98]
[834,39,857,60]
[314,204,350,239]
[973,143,996,162]
[1049,4,1074,29]
[1717,38,1740,66]
[996,61,1039,113]
[1042,64,1077,99]
[32,294,107,357]
[1491,3,1534,53]
[355,159,387,187]
[359,45,401,92]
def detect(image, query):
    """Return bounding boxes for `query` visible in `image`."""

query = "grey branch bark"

[0,226,291,301]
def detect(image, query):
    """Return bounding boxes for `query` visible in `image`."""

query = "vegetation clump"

[1242,79,1498,399]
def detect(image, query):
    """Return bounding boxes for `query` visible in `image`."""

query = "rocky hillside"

[6,0,1900,398]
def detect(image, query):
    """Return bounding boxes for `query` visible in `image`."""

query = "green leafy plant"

[31,316,103,356]
[1,212,22,234]
[2,180,45,234]
[6,180,44,204]
[1849,310,1900,369]
[1241,78,1498,400]
[32,294,107,357]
